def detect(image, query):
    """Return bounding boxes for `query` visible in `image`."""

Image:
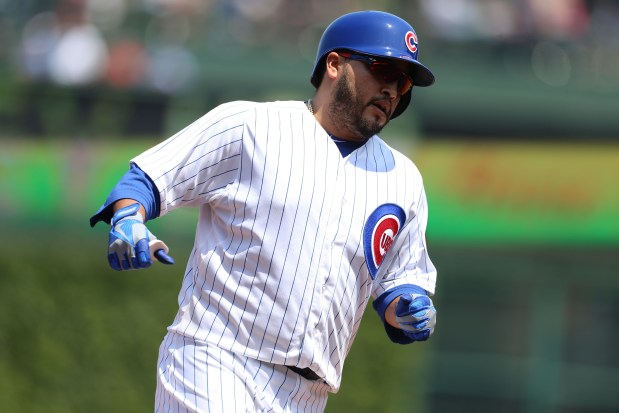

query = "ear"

[324,51,345,82]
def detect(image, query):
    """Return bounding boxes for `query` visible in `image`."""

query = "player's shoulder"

[253,100,308,114]
[205,100,306,124]
[369,135,424,175]
[208,100,256,116]
[213,100,306,112]
[193,100,307,138]
[368,135,416,164]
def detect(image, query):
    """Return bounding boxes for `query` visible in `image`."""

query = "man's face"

[327,57,403,142]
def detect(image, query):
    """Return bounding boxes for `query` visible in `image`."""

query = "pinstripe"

[139,101,436,411]
[261,111,304,361]
[216,120,257,349]
[187,113,252,336]
[246,107,282,352]
[157,133,242,184]
[284,117,328,364]
[143,103,249,168]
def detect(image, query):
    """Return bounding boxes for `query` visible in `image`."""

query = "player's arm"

[90,164,174,271]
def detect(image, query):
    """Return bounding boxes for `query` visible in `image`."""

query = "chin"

[366,108,389,127]
[371,115,389,130]
[357,120,385,139]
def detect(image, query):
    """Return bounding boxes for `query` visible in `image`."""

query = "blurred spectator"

[418,0,590,41]
[19,0,108,86]
[230,0,284,22]
[48,23,107,86]
[4,0,619,138]
[146,45,198,94]
[19,11,60,81]
[87,0,127,30]
[418,0,483,40]
[105,40,148,88]
[525,0,589,40]
[142,11,199,94]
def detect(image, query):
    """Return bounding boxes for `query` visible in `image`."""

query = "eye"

[367,63,413,95]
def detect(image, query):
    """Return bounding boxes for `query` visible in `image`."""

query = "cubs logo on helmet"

[363,203,406,279]
[405,31,418,54]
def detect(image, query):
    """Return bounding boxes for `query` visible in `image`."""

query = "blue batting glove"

[395,293,437,342]
[107,203,174,271]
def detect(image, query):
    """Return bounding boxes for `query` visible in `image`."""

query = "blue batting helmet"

[311,10,435,119]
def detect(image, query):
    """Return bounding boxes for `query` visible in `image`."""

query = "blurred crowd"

[1,0,617,93]
[0,0,617,138]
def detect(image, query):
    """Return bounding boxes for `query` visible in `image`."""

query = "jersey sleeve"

[371,184,437,298]
[370,184,437,344]
[130,101,249,217]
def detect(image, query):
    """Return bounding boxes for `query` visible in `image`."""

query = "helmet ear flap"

[310,56,326,88]
[392,88,412,119]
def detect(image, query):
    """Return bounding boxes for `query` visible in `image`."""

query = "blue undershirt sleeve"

[89,162,160,227]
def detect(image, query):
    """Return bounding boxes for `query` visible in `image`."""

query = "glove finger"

[134,238,152,268]
[396,308,432,323]
[154,249,175,265]
[410,296,432,311]
[120,252,133,270]
[108,237,133,270]
[398,318,429,332]
[397,305,436,331]
[404,329,431,342]
[395,294,432,317]
[108,252,122,271]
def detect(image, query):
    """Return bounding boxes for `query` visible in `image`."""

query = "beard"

[328,70,389,141]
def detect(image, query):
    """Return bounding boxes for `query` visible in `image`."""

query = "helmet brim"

[407,60,435,88]
[387,57,434,119]
[386,57,435,119]
[370,52,434,88]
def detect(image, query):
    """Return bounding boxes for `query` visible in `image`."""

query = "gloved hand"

[395,293,436,342]
[107,202,174,271]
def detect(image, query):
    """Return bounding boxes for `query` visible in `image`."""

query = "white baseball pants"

[155,333,330,413]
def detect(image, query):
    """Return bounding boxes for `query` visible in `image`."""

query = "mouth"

[370,100,391,118]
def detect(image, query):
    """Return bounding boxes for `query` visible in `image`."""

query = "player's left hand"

[107,202,175,271]
[395,293,436,341]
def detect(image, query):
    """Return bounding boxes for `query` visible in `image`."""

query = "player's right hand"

[394,293,436,342]
[107,202,175,271]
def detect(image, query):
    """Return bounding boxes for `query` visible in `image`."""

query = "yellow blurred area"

[414,141,619,244]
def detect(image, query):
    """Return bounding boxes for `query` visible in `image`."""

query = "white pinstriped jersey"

[133,100,437,392]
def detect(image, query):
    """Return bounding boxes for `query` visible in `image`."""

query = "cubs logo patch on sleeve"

[363,203,406,279]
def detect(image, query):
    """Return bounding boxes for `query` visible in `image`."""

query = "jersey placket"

[306,142,358,377]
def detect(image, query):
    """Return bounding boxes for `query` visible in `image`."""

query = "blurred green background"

[1,1,618,412]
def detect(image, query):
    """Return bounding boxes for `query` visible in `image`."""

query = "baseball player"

[90,10,437,413]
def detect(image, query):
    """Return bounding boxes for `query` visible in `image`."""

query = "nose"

[381,81,399,101]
